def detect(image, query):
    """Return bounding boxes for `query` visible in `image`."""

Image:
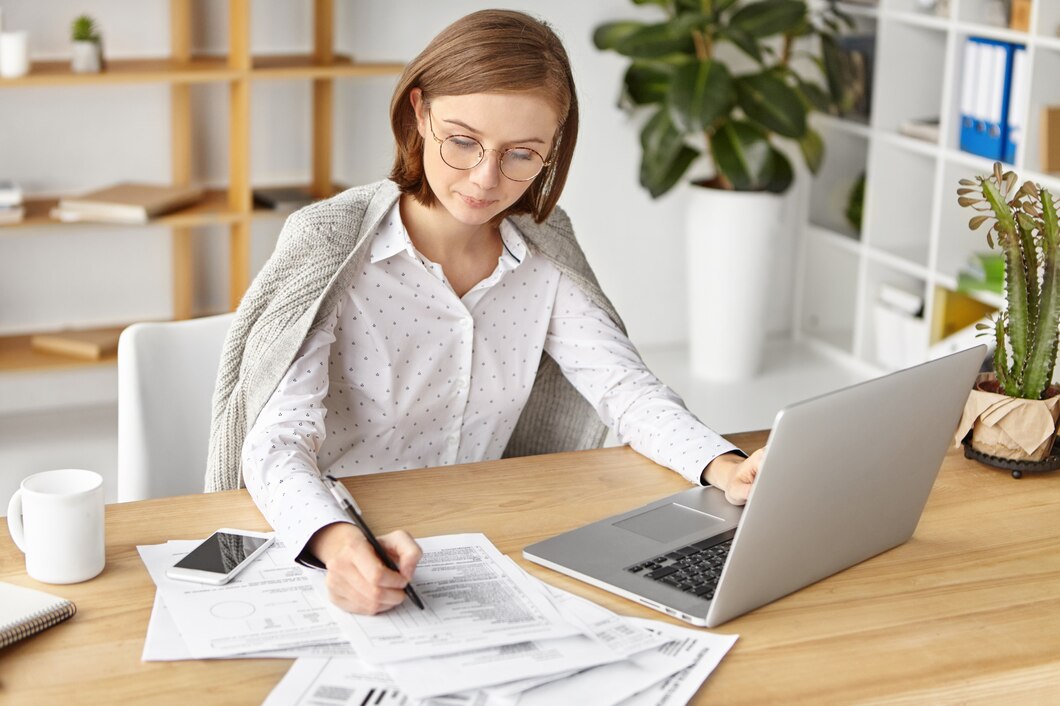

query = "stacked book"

[957,252,1004,296]
[0,180,24,225]
[51,182,204,224]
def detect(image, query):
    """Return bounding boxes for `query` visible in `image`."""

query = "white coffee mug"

[7,469,105,584]
[0,30,29,79]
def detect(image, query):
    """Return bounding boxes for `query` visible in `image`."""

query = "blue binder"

[959,37,1022,163]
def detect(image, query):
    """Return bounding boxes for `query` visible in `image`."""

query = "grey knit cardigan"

[205,180,626,492]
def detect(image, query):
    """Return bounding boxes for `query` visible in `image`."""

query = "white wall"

[0,0,805,505]
[0,0,798,347]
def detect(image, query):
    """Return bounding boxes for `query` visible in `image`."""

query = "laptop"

[524,345,986,627]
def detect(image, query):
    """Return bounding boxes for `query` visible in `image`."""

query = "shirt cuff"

[288,514,355,570]
[696,447,748,486]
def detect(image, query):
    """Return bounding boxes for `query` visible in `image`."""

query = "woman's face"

[412,90,560,228]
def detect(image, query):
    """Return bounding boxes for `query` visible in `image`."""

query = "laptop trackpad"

[613,503,726,544]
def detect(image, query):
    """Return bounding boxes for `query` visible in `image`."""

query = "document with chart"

[311,533,580,663]
[138,540,345,658]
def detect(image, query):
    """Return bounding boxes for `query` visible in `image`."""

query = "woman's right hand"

[308,522,422,614]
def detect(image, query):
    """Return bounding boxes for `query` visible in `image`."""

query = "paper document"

[314,534,579,663]
[383,582,665,699]
[616,619,739,705]
[138,540,344,658]
[503,620,736,706]
[141,592,357,661]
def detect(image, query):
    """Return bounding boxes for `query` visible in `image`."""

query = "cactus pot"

[686,184,791,381]
[966,373,1060,463]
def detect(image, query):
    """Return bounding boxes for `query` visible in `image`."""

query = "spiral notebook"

[0,582,77,649]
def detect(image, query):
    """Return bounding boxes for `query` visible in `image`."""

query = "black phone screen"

[173,531,269,574]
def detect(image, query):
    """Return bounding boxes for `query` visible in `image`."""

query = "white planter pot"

[686,186,791,381]
[71,40,101,73]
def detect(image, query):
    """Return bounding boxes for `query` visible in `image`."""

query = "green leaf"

[623,60,680,106]
[716,26,763,63]
[799,127,824,174]
[667,59,734,132]
[613,21,696,58]
[709,120,774,191]
[794,77,832,113]
[765,148,794,193]
[735,71,807,138]
[593,21,644,51]
[640,108,699,198]
[729,0,806,38]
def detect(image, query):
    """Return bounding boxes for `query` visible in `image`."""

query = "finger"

[348,537,410,589]
[328,557,409,613]
[379,530,423,579]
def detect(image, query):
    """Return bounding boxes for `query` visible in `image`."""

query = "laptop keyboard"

[625,538,733,600]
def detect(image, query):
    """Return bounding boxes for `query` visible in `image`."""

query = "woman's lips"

[458,193,496,209]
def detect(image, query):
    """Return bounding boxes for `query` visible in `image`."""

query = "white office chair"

[117,313,235,502]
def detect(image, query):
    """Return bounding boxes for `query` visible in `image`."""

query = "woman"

[207,9,763,615]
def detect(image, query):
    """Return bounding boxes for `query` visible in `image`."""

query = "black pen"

[322,474,425,610]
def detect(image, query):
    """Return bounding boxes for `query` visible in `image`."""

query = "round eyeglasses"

[427,110,551,182]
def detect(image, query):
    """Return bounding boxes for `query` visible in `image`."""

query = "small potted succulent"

[954,162,1060,473]
[71,15,102,74]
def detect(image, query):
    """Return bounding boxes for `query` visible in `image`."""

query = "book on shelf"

[898,117,940,143]
[252,185,317,213]
[957,252,1004,296]
[1042,106,1060,174]
[0,582,77,650]
[53,182,205,225]
[30,328,123,360]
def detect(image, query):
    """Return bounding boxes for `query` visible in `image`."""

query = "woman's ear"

[409,88,426,139]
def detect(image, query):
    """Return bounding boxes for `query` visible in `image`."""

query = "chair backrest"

[117,313,235,502]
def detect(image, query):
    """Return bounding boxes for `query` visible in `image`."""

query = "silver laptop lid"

[524,346,986,627]
[705,345,986,626]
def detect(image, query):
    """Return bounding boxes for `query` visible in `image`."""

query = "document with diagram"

[138,540,345,658]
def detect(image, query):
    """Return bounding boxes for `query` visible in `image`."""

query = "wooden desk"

[3,433,1060,704]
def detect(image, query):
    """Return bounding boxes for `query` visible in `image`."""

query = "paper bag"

[954,373,1060,462]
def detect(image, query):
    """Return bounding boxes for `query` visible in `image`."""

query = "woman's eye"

[449,137,480,151]
[507,149,535,162]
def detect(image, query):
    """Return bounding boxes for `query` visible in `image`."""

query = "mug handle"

[7,489,26,553]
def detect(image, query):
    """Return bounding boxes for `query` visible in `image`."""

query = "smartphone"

[166,528,274,585]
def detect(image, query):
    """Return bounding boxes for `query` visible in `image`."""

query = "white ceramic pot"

[71,40,101,73]
[686,185,790,381]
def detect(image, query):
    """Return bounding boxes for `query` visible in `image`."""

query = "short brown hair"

[389,10,578,223]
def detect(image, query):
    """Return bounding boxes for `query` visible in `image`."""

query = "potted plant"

[593,0,851,380]
[954,162,1060,473]
[71,15,102,74]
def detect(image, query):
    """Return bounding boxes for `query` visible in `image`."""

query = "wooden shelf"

[0,328,124,373]
[251,55,404,80]
[0,183,357,233]
[0,57,238,87]
[0,189,245,232]
[0,55,403,88]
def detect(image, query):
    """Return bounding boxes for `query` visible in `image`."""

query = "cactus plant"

[958,162,1060,400]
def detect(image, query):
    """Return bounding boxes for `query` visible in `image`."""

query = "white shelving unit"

[797,0,1060,372]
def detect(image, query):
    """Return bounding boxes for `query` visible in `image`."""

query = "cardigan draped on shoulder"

[205,179,625,492]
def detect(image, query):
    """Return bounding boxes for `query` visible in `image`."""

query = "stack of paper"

[138,533,737,704]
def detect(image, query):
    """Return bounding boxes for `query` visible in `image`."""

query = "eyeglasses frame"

[426,109,552,183]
